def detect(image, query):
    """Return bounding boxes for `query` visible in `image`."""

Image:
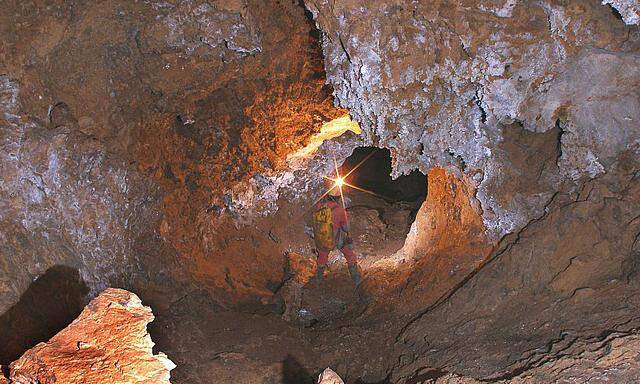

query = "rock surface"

[1,1,640,383]
[394,158,640,381]
[307,0,640,239]
[317,368,344,384]
[603,0,640,24]
[8,288,174,384]
[405,332,640,383]
[0,0,342,317]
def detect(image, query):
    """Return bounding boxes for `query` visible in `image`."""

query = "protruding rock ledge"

[8,288,175,384]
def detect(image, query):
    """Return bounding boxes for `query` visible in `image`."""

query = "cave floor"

[148,190,423,383]
[149,275,405,384]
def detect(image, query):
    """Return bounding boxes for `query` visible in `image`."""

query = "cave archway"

[340,147,427,204]
[335,147,428,266]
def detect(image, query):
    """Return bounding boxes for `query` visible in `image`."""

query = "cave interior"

[1,0,640,383]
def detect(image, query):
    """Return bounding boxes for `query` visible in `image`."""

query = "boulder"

[9,288,175,384]
[317,368,344,384]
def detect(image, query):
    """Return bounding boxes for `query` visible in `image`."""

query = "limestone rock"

[387,167,493,312]
[603,0,640,24]
[317,368,344,384]
[306,0,640,239]
[0,0,344,313]
[9,288,175,384]
[415,333,640,383]
[394,161,640,380]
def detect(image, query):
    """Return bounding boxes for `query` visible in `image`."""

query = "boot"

[316,265,326,281]
[348,264,362,286]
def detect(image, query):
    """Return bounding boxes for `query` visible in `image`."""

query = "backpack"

[312,204,335,251]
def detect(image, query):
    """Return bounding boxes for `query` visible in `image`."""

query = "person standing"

[310,179,362,286]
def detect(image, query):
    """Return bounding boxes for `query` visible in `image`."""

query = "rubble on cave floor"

[318,367,344,384]
[3,284,640,384]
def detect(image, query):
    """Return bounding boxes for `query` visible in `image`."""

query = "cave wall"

[391,168,492,312]
[0,0,348,312]
[0,75,181,310]
[301,0,640,380]
[395,155,640,381]
[306,0,640,239]
[1,1,639,382]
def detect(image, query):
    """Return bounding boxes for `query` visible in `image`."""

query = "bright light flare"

[312,149,385,209]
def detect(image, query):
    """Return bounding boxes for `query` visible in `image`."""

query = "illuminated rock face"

[393,162,640,381]
[303,1,640,381]
[0,0,344,309]
[8,288,174,384]
[401,168,488,261]
[317,368,344,384]
[384,168,493,312]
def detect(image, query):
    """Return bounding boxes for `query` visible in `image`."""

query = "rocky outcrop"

[603,0,640,24]
[317,368,344,384]
[0,0,343,311]
[2,1,640,383]
[0,75,179,308]
[376,168,493,312]
[403,332,640,383]
[394,157,640,380]
[303,1,640,381]
[306,0,640,240]
[8,288,175,384]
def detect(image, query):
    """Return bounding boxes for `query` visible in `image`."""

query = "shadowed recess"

[0,265,89,365]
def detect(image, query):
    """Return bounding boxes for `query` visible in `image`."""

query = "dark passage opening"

[333,147,428,264]
[340,147,427,203]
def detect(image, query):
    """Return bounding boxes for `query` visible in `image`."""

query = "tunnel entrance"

[335,147,428,267]
[340,147,427,204]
